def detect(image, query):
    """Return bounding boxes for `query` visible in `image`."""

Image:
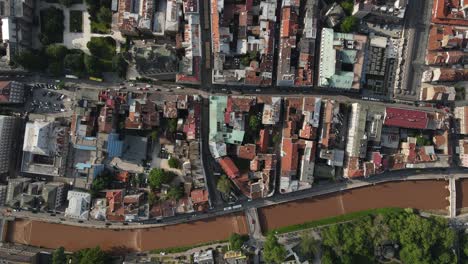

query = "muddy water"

[6,213,248,252]
[259,180,449,231]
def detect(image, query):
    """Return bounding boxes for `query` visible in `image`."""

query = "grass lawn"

[69,10,83,33]
[270,207,407,234]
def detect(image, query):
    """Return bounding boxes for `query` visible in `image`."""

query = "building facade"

[0,115,19,174]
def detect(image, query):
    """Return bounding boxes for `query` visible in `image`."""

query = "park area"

[69,10,83,33]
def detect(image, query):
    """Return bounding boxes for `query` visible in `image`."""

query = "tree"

[148,191,157,207]
[229,233,248,251]
[150,130,158,141]
[340,0,354,15]
[64,52,85,76]
[97,6,113,25]
[321,247,337,264]
[217,175,231,194]
[87,37,116,60]
[71,247,109,264]
[168,118,178,133]
[167,186,184,200]
[90,171,113,197]
[14,50,47,71]
[340,16,358,33]
[168,157,180,169]
[272,134,281,145]
[299,232,320,260]
[48,62,64,76]
[148,168,173,190]
[249,115,260,131]
[46,44,68,61]
[320,211,456,264]
[112,54,128,78]
[263,234,286,264]
[59,0,73,7]
[84,54,102,77]
[52,246,67,264]
[240,51,258,66]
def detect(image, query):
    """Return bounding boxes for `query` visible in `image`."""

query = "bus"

[89,77,103,82]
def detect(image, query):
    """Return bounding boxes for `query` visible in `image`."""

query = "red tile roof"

[106,190,125,221]
[237,144,256,160]
[219,157,240,179]
[384,107,429,129]
[190,189,209,204]
[432,0,468,26]
[345,157,364,178]
[211,0,220,52]
[257,129,270,153]
[281,138,299,176]
[0,81,12,103]
[116,171,129,182]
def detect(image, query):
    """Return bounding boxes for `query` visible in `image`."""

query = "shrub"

[40,7,64,44]
[70,10,83,33]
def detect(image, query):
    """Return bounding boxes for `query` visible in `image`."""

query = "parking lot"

[27,83,72,114]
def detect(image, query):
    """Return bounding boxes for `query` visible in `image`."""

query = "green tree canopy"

[14,50,47,71]
[168,157,180,169]
[167,185,184,200]
[52,246,67,264]
[340,0,354,15]
[217,175,231,194]
[48,62,64,76]
[45,44,69,61]
[87,37,116,60]
[148,168,173,190]
[148,191,157,206]
[84,54,102,77]
[299,232,320,261]
[168,118,178,133]
[64,52,85,76]
[272,134,280,145]
[263,234,286,264]
[150,130,158,141]
[112,54,128,78]
[97,6,113,24]
[59,0,73,7]
[249,115,260,131]
[229,233,248,251]
[71,247,109,264]
[340,16,359,33]
[90,171,113,197]
[321,211,456,264]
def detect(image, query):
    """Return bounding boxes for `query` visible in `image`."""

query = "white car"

[129,83,135,87]
[146,84,152,88]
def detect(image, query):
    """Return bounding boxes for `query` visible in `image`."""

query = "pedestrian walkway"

[150,242,228,259]
[449,177,457,218]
